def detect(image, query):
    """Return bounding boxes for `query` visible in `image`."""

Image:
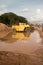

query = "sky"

[0,0,43,23]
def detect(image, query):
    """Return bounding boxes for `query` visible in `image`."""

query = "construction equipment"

[12,23,31,32]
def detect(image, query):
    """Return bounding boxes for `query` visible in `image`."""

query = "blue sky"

[0,0,43,23]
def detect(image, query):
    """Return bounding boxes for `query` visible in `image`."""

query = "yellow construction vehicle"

[12,23,31,32]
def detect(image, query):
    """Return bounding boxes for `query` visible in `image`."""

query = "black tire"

[24,27,31,32]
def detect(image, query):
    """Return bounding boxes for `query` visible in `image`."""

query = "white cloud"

[21,7,29,12]
[29,9,43,21]
[0,4,7,11]
[0,4,8,15]
[36,9,41,14]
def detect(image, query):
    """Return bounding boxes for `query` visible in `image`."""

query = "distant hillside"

[0,12,28,26]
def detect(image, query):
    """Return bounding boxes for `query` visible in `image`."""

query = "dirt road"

[0,30,43,65]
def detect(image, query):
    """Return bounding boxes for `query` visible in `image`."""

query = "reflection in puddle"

[12,32,31,40]
[0,32,31,43]
[0,31,43,55]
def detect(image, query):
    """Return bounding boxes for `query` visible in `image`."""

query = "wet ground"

[0,30,43,65]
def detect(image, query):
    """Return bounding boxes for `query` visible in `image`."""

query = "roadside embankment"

[0,23,13,38]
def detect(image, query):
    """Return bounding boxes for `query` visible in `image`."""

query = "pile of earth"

[0,23,12,38]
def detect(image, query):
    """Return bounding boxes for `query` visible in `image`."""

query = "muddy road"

[0,30,43,65]
[0,30,43,54]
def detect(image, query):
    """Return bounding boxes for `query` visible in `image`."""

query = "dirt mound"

[0,23,12,38]
[0,23,10,31]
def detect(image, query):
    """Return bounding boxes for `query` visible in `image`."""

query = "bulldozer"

[12,23,31,32]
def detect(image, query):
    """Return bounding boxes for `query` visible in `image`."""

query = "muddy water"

[0,31,43,55]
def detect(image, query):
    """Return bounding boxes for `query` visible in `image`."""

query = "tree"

[0,12,28,26]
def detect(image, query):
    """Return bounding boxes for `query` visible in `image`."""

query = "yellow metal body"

[12,23,30,31]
